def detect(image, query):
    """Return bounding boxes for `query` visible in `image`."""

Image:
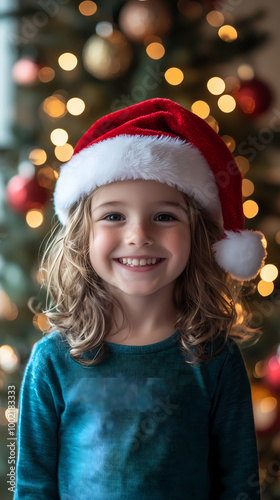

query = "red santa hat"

[53,98,266,281]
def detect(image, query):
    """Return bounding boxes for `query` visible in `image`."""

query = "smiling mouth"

[117,257,162,267]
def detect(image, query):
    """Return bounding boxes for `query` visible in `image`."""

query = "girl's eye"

[155,213,176,222]
[103,213,124,221]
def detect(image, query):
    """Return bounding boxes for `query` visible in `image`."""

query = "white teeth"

[118,257,161,267]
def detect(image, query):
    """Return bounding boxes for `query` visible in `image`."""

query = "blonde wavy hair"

[38,185,261,365]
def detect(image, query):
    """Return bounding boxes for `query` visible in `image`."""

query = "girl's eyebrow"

[93,201,188,214]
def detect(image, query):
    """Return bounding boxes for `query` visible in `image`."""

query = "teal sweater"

[14,330,261,499]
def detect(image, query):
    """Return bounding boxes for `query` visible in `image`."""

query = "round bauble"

[119,0,172,43]
[83,31,133,80]
[6,174,49,214]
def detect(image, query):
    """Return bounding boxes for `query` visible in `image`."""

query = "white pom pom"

[212,230,267,281]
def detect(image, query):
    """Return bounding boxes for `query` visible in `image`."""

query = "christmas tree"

[1,1,280,497]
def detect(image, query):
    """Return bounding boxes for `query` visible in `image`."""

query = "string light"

[50,128,68,146]
[67,97,85,116]
[79,1,97,16]
[5,408,18,423]
[207,77,225,95]
[218,25,238,42]
[254,360,266,378]
[205,115,219,133]
[235,156,250,175]
[37,167,58,189]
[275,231,280,245]
[206,10,224,27]
[0,345,18,372]
[33,313,51,331]
[217,94,236,113]
[0,290,18,321]
[237,64,254,81]
[26,209,44,228]
[29,149,47,166]
[221,135,236,152]
[42,94,67,118]
[224,76,240,93]
[242,178,254,197]
[164,67,184,85]
[260,264,278,282]
[38,67,55,83]
[243,199,259,218]
[257,280,274,297]
[146,42,165,60]
[54,144,74,162]
[96,22,113,38]
[58,53,78,71]
[191,100,210,119]
[260,397,277,413]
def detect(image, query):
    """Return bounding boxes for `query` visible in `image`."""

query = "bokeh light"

[206,10,224,27]
[235,156,250,175]
[221,135,236,152]
[243,199,259,218]
[26,209,44,228]
[146,42,165,60]
[37,167,58,189]
[191,100,210,119]
[38,66,55,83]
[67,97,85,115]
[50,128,68,146]
[260,264,278,282]
[96,22,113,38]
[237,64,255,81]
[242,178,254,197]
[207,77,225,95]
[42,94,67,118]
[257,280,274,297]
[164,67,184,85]
[205,115,219,133]
[218,25,238,42]
[33,313,51,331]
[58,53,78,71]
[5,407,18,423]
[54,144,74,162]
[79,1,97,16]
[29,149,47,166]
[217,95,236,113]
[0,345,18,372]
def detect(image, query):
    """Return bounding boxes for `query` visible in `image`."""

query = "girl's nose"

[125,221,153,246]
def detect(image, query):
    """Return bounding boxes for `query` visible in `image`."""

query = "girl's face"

[89,179,191,299]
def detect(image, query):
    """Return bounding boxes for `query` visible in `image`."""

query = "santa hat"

[53,98,266,281]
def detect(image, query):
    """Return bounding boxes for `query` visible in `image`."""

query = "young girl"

[14,98,266,499]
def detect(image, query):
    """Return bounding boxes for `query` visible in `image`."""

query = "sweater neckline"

[104,329,181,353]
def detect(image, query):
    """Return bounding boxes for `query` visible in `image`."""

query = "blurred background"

[0,0,280,497]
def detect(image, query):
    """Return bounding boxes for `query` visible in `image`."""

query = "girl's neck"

[105,287,178,345]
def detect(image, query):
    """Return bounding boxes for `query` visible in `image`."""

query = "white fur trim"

[212,230,267,280]
[53,134,223,226]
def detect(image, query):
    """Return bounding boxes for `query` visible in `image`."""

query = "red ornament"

[6,174,49,214]
[233,78,273,118]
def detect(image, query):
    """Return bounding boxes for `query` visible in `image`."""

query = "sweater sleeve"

[14,338,62,499]
[208,338,261,500]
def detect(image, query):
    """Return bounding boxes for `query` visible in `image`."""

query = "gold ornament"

[83,30,133,80]
[119,0,172,44]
